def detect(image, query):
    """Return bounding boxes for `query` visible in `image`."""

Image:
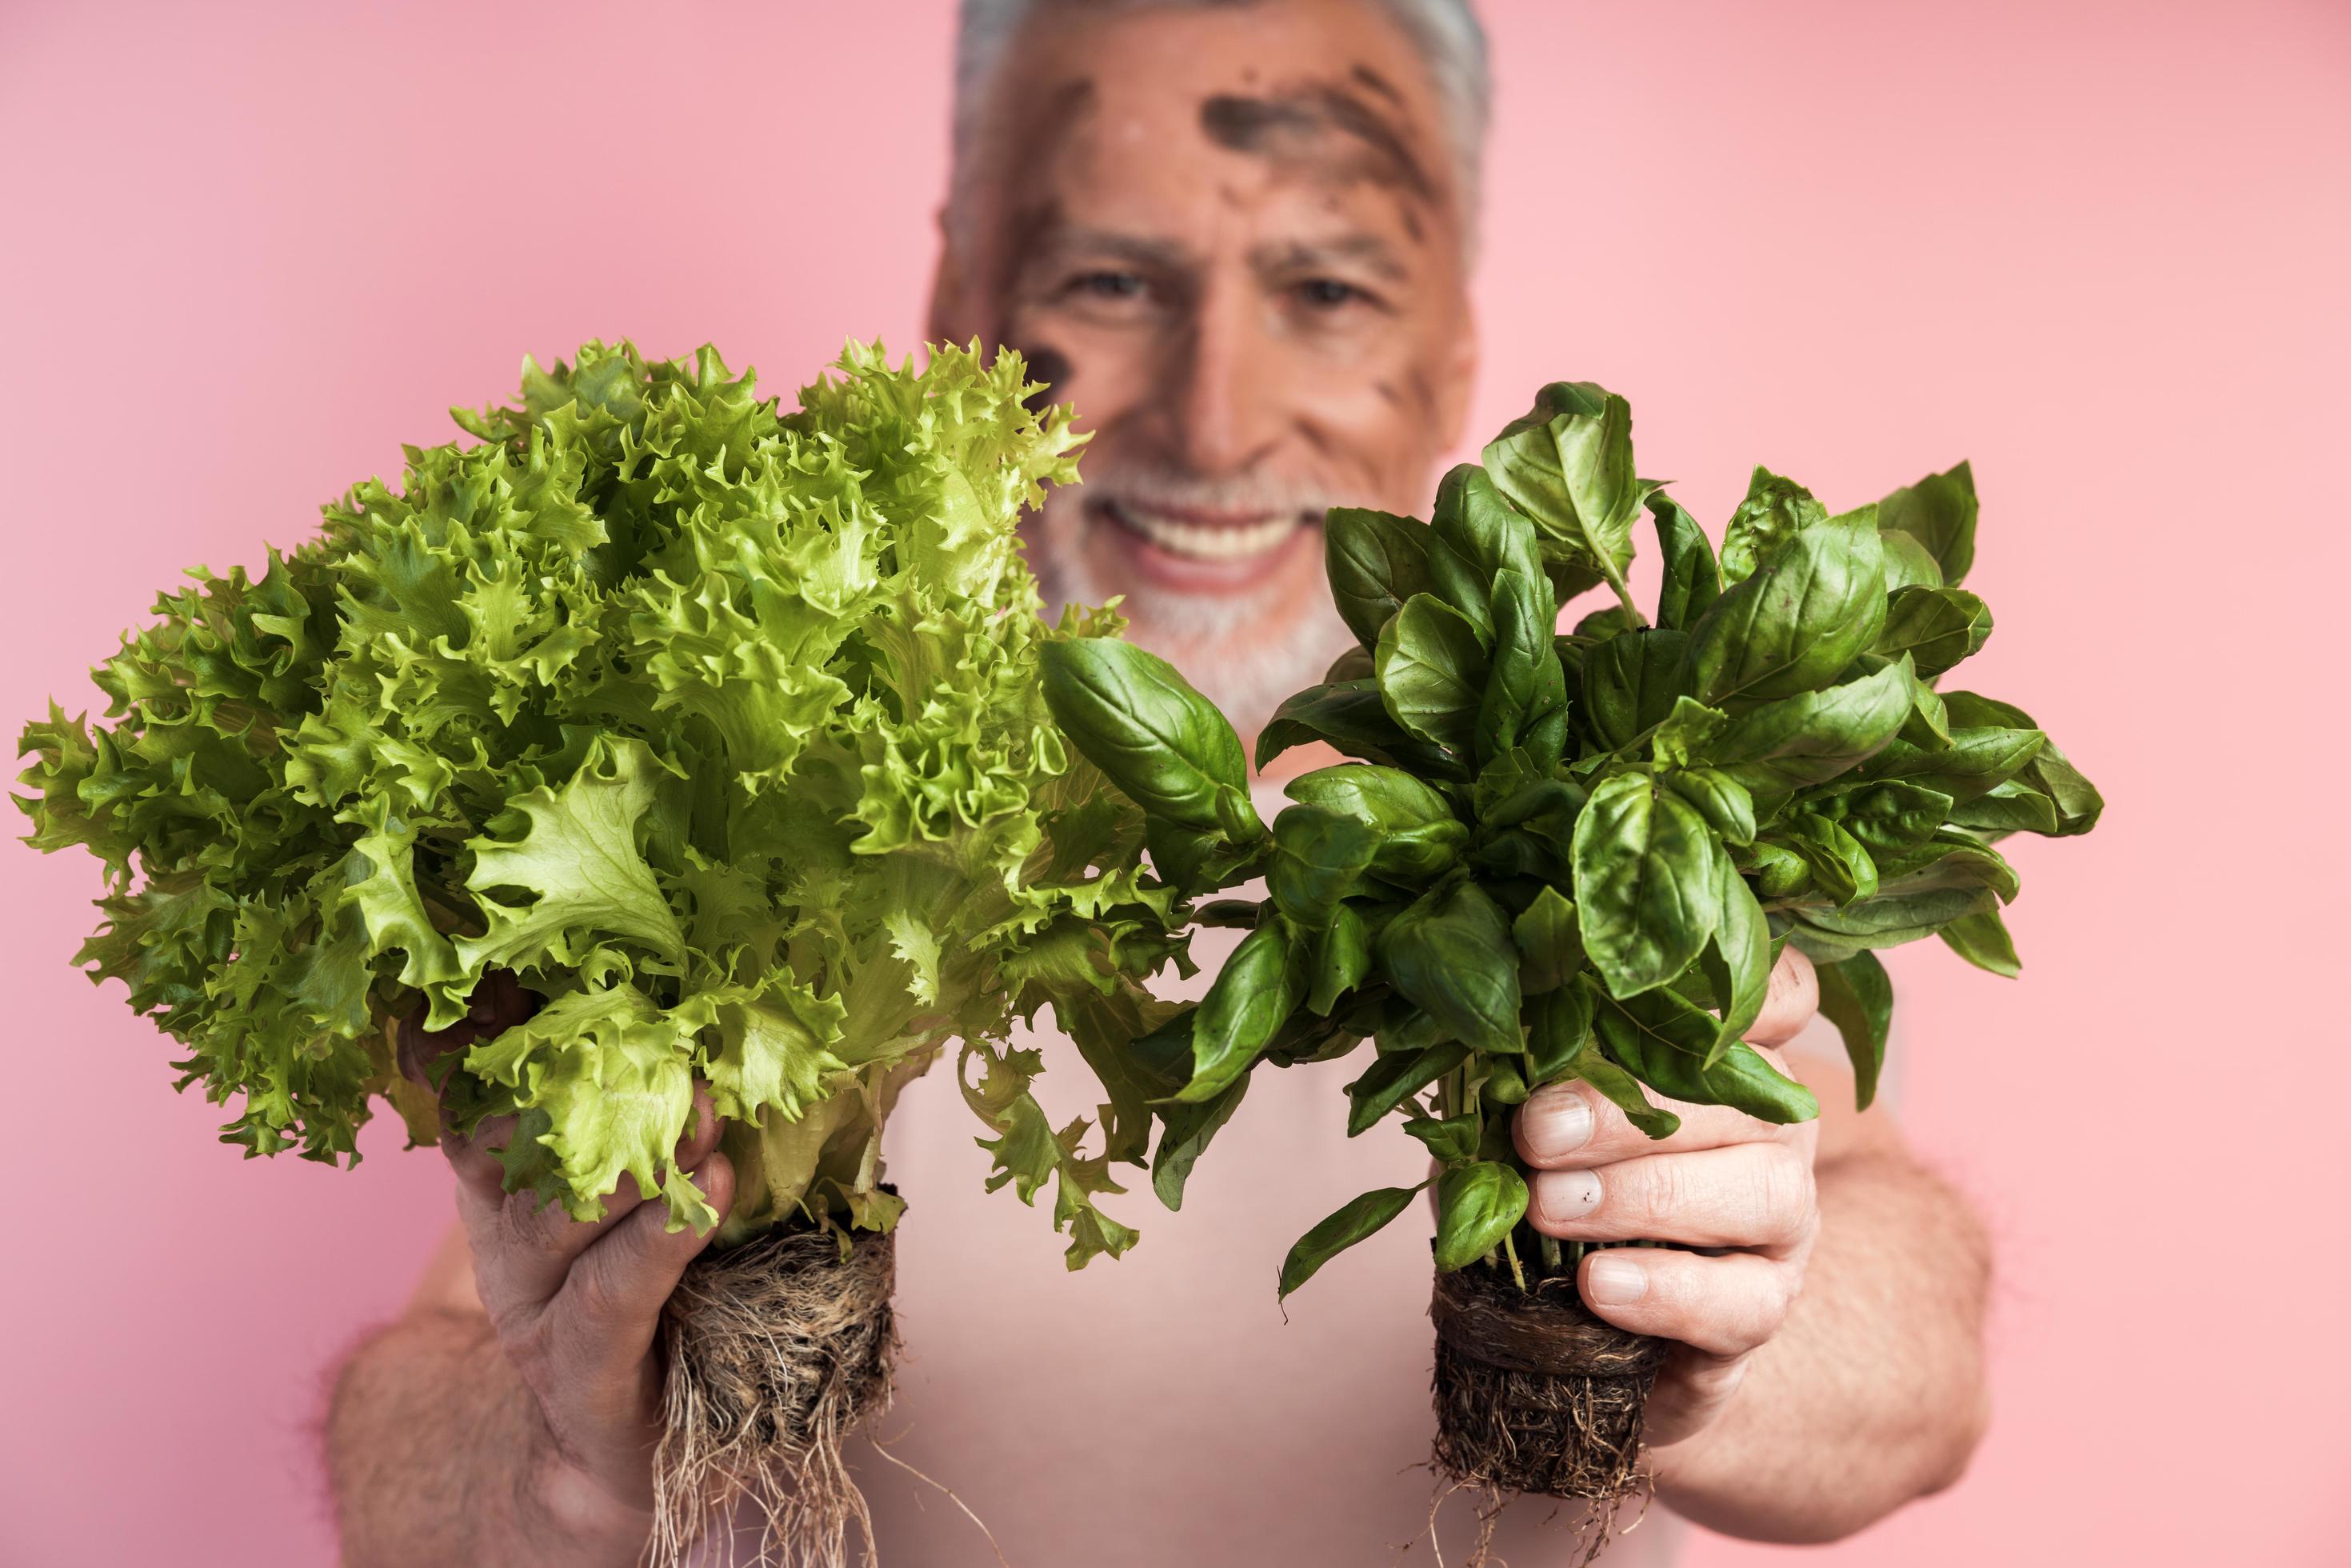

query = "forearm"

[326,1309,653,1568]
[1649,1146,1993,1541]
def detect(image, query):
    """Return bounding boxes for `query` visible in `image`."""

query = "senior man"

[327,2,1991,1562]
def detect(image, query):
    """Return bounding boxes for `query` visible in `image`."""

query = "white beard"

[1033,532,1355,741]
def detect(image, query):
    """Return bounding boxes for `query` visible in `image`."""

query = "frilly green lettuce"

[18,338,1189,1263]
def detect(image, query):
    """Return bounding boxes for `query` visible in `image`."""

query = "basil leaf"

[1433,1161,1531,1273]
[1813,952,1893,1110]
[1581,628,1692,751]
[1777,811,1880,906]
[1860,726,2046,804]
[1256,678,1462,776]
[1428,462,1543,644]
[1307,902,1374,1014]
[1941,690,2103,834]
[1720,466,1829,585]
[1285,762,1456,830]
[1651,695,1729,769]
[1661,767,1756,846]
[1572,1042,1681,1138]
[1266,805,1381,930]
[1403,1112,1482,1163]
[1377,882,1525,1058]
[1809,781,1955,862]
[1345,1039,1469,1134]
[1708,657,1911,792]
[1876,838,2020,901]
[1152,1074,1249,1210]
[1511,886,1585,995]
[1481,1056,1530,1106]
[1571,771,1722,999]
[1524,982,1596,1085]
[1589,982,1819,1124]
[1877,528,1945,592]
[1477,567,1568,766]
[1685,508,1888,706]
[1697,851,1772,1064]
[1375,594,1490,755]
[1480,381,1643,617]
[1946,778,2061,835]
[1792,884,1998,954]
[1878,462,1977,587]
[1278,1182,1426,1300]
[1941,906,2021,976]
[1649,491,1722,629]
[1042,637,1257,834]
[1179,922,1300,1102]
[1325,507,1434,650]
[1873,586,1992,678]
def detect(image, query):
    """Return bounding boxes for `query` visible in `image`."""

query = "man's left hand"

[1511,948,1822,1447]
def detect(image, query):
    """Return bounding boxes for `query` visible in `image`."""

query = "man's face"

[934,0,1477,738]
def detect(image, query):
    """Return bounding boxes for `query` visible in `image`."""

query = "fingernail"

[1522,1087,1594,1160]
[1586,1253,1648,1306]
[1537,1168,1601,1226]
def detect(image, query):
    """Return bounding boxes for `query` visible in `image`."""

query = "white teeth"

[1108,502,1299,562]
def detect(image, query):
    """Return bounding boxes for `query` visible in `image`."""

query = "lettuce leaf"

[18,339,1182,1262]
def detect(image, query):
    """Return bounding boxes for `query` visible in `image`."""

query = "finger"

[1513,1078,1799,1171]
[1743,946,1818,1049]
[1527,1141,1815,1250]
[546,1153,734,1375]
[1641,1346,1753,1448]
[1576,1246,1797,1358]
[674,1081,722,1171]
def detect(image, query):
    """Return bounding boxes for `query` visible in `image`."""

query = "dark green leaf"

[1777,812,1880,906]
[1697,851,1771,1063]
[1428,462,1543,643]
[1433,1161,1530,1273]
[1589,983,1819,1124]
[1256,679,1461,776]
[1278,1182,1426,1299]
[1941,690,2103,834]
[1151,1075,1249,1210]
[1481,1056,1529,1105]
[1877,529,1945,592]
[1651,696,1729,769]
[1720,467,1829,584]
[1480,381,1643,616]
[1941,906,2021,976]
[1685,509,1888,706]
[1790,884,1998,956]
[1661,767,1756,846]
[1325,507,1435,650]
[1524,982,1596,1085]
[1571,771,1722,998]
[1649,491,1721,629]
[1859,726,2045,804]
[1285,762,1455,830]
[1581,628,1692,751]
[1946,778,2061,835]
[1042,638,1257,835]
[1266,806,1381,930]
[1375,594,1490,755]
[1377,882,1524,1057]
[1345,1039,1469,1134]
[1877,462,1977,586]
[1477,568,1569,766]
[1179,922,1300,1102]
[1308,902,1374,1014]
[1813,952,1893,1110]
[1708,658,1911,792]
[1808,781,1954,862]
[1511,886,1584,994]
[1873,586,1992,678]
[1403,1112,1482,1162]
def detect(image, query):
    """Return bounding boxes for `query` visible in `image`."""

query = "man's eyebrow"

[1033,224,1193,272]
[1249,234,1410,284]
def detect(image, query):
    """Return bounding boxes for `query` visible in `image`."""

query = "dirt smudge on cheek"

[1011,342,1074,414]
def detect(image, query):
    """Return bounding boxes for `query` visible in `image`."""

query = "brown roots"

[650,1216,899,1568]
[1429,1260,1669,1566]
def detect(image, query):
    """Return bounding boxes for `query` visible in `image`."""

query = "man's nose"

[1165,283,1284,478]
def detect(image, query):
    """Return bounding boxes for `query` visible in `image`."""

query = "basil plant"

[1040,379,2101,1295]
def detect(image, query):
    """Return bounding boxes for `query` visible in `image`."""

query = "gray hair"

[949,0,1489,258]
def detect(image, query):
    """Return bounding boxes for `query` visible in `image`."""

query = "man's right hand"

[403,978,734,1546]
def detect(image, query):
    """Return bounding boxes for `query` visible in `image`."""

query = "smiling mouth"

[1093,496,1311,562]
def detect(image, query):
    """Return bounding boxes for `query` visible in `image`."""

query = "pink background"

[4,2,2346,1563]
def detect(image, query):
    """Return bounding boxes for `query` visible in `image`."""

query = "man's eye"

[1070,270,1149,302]
[1294,278,1369,310]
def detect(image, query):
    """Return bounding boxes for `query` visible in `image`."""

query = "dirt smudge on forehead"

[1197,81,1438,206]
